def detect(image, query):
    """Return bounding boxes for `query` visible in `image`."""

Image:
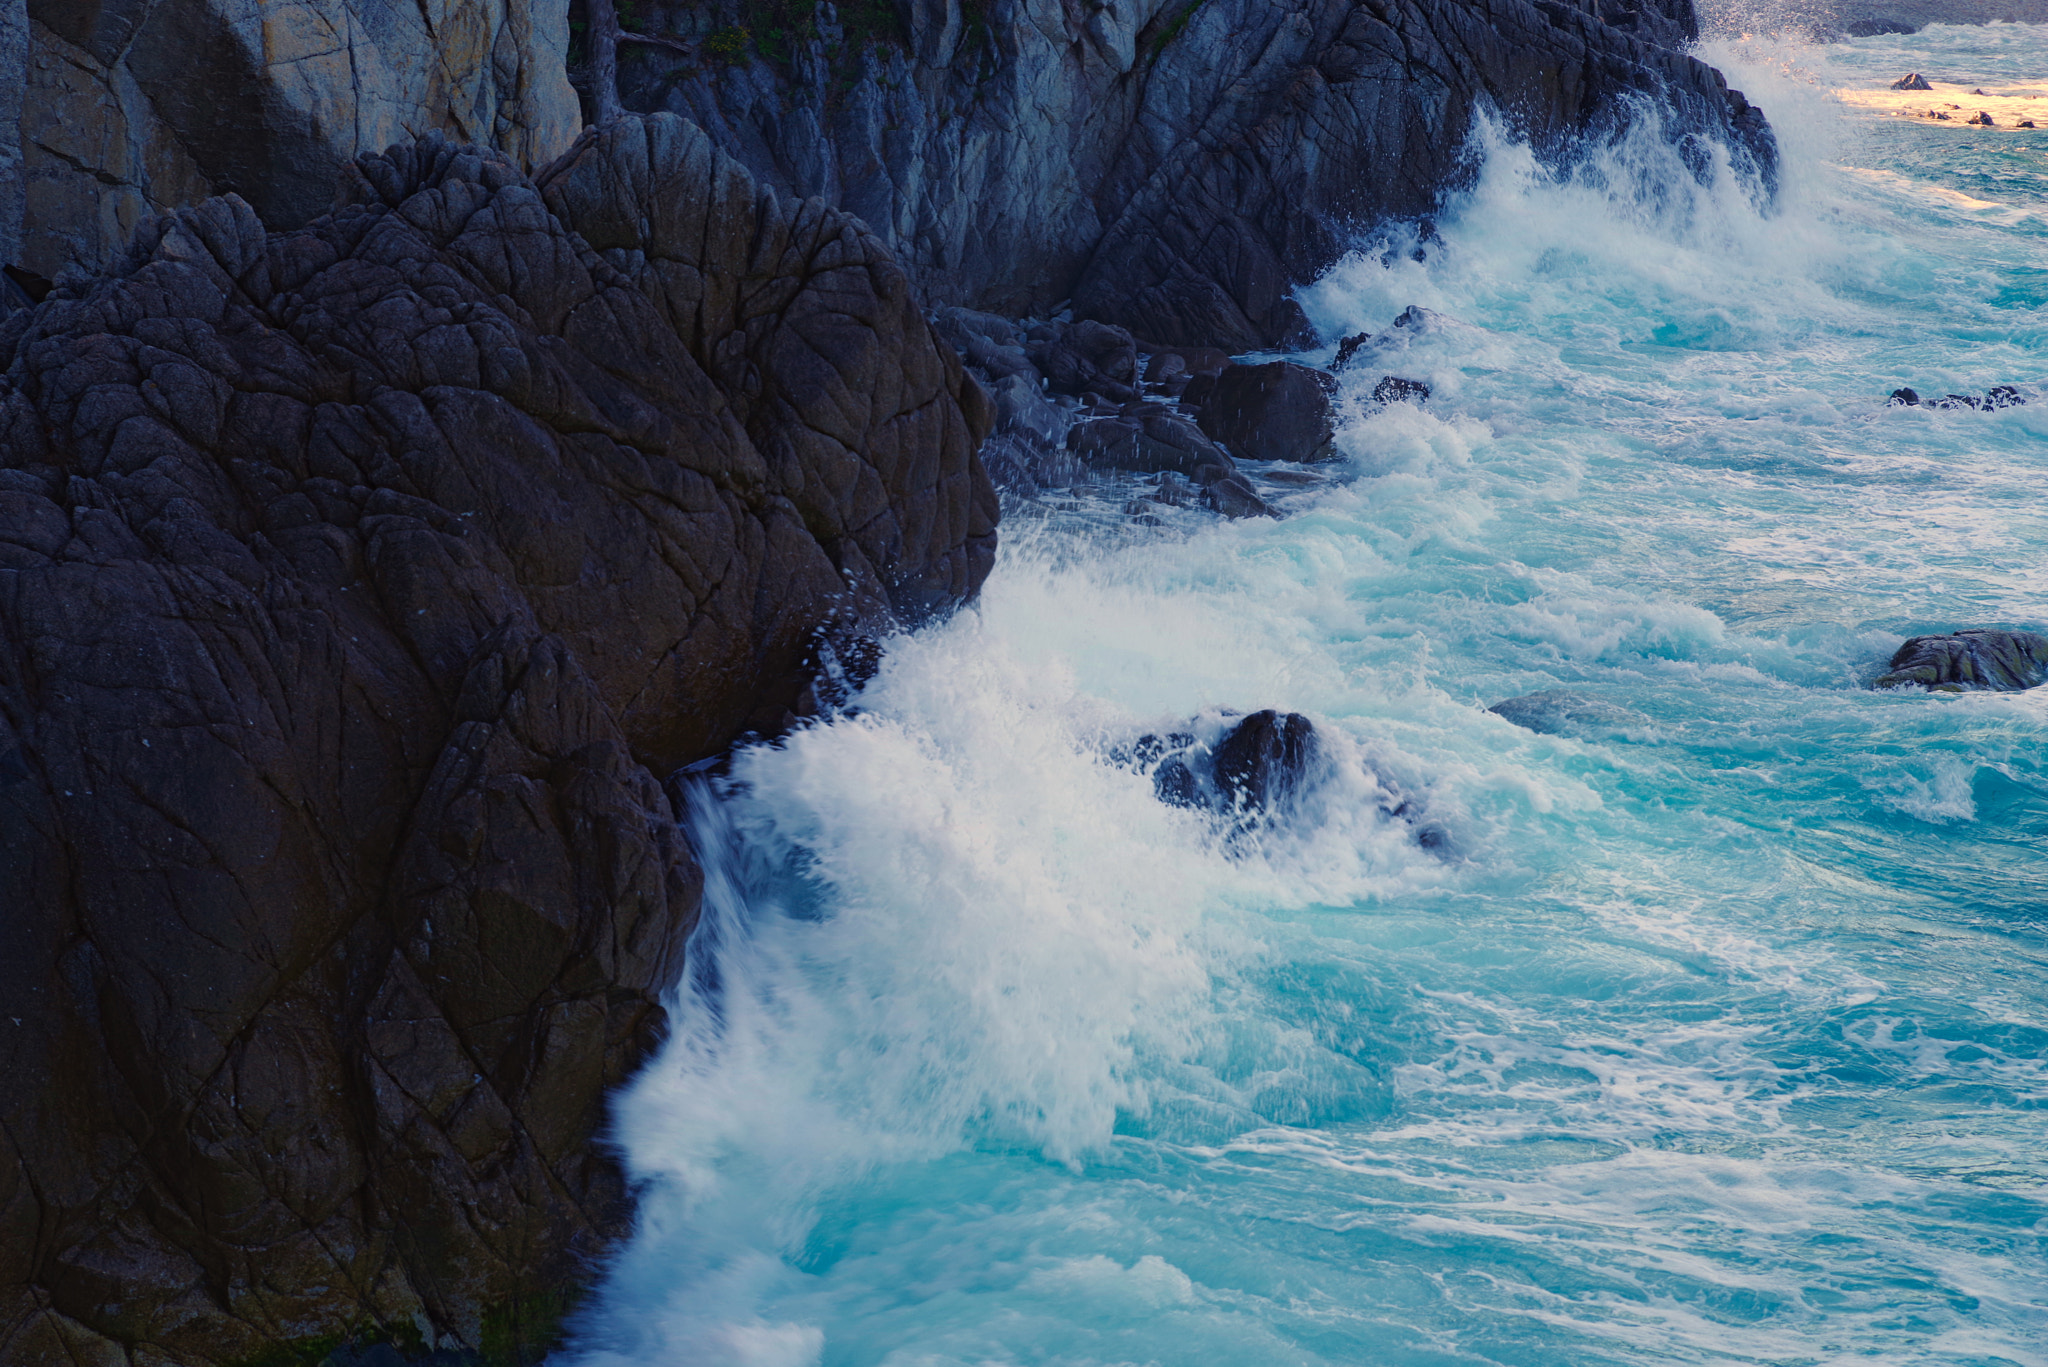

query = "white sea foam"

[571,23,2048,1367]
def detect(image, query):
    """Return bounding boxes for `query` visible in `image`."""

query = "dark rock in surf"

[1928,386,2025,410]
[1891,71,1935,90]
[0,115,996,1366]
[2022,120,2039,129]
[1193,361,1341,464]
[1890,385,2025,410]
[1373,375,1434,405]
[1391,304,1453,335]
[1333,331,1373,370]
[1214,710,1322,814]
[1968,110,1995,126]
[1873,630,2048,692]
[1204,471,1277,519]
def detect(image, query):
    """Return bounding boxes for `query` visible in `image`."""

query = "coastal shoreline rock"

[624,0,1776,351]
[0,114,994,1366]
[1873,630,2048,692]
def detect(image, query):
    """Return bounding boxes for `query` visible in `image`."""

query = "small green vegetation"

[705,23,753,62]
[1148,0,1210,58]
[479,1288,582,1367]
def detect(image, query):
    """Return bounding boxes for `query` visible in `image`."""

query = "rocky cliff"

[0,113,995,1365]
[0,0,580,288]
[616,0,1775,349]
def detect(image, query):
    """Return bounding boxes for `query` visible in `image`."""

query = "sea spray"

[573,25,2048,1366]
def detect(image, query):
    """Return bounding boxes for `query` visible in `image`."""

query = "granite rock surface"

[625,0,1774,349]
[4,0,581,286]
[0,112,994,1365]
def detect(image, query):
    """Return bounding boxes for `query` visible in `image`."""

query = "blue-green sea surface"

[569,21,2048,1367]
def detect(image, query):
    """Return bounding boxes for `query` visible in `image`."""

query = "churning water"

[569,23,2048,1367]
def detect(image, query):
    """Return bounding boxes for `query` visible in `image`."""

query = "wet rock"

[1333,331,1373,370]
[1145,352,1190,387]
[1068,408,1233,479]
[1489,691,1647,736]
[1968,110,1996,126]
[1028,319,1141,402]
[1214,711,1322,814]
[0,115,996,1365]
[1873,630,2048,692]
[1926,386,2026,410]
[1117,713,1318,818]
[1890,385,2025,410]
[1204,471,1277,519]
[1193,361,1341,464]
[1141,342,1234,382]
[934,306,1038,381]
[1373,375,1433,405]
[2022,120,2038,129]
[1391,304,1454,335]
[1891,71,1935,90]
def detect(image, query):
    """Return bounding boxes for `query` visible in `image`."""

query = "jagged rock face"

[1,0,581,285]
[629,0,1773,350]
[1873,630,2048,692]
[0,113,995,1365]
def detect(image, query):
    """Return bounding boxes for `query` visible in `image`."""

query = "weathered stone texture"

[625,0,1773,349]
[0,113,995,1365]
[9,0,582,283]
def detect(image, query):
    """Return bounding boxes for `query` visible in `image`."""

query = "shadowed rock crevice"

[0,113,994,1366]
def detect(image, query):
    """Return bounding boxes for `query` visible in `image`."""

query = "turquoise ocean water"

[570,22,2048,1367]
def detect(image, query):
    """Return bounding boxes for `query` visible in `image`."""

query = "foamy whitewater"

[567,21,2048,1367]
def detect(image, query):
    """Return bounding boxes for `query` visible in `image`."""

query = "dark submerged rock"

[1873,630,2048,692]
[1489,690,1647,735]
[1373,375,1434,405]
[1204,471,1278,519]
[0,115,996,1364]
[1889,385,2025,410]
[1333,331,1373,370]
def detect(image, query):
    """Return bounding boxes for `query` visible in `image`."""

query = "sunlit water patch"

[568,23,2048,1367]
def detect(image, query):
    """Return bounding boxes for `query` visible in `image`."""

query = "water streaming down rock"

[571,23,2048,1367]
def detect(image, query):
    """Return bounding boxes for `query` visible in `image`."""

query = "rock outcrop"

[626,0,1774,350]
[1873,630,2048,692]
[1,0,581,288]
[0,112,995,1365]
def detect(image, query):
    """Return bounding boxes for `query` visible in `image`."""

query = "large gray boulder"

[0,114,995,1366]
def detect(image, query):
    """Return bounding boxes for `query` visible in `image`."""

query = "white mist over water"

[571,26,2048,1367]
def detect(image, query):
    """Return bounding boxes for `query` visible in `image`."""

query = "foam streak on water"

[571,24,2048,1367]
